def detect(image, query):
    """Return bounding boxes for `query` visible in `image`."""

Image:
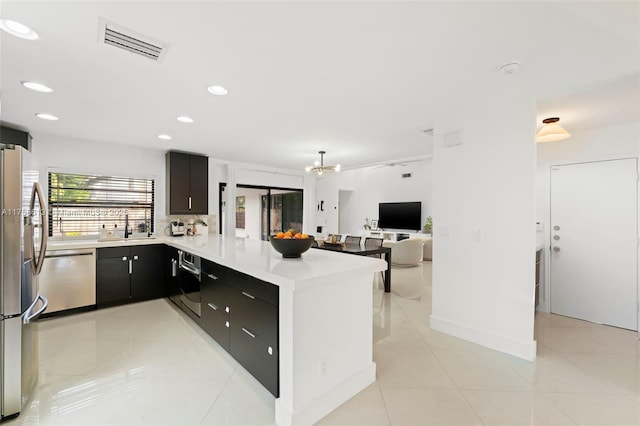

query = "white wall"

[430,82,537,361]
[314,159,433,236]
[32,132,167,220]
[32,132,311,236]
[535,120,640,313]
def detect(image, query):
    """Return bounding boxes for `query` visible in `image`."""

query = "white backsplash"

[156,214,218,236]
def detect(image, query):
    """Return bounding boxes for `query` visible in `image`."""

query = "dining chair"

[365,237,385,282]
[344,235,362,246]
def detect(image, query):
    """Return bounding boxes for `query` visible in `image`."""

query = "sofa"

[422,237,432,261]
[382,238,424,267]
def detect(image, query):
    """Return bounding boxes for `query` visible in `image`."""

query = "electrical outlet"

[320,357,327,376]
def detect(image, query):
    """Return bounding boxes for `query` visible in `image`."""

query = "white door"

[550,158,638,330]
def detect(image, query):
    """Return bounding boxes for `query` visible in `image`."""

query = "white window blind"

[48,172,154,238]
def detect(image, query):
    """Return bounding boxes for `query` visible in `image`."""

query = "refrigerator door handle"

[22,294,48,324]
[30,182,48,276]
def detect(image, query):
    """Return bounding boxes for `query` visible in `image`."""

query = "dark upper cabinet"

[0,125,32,151]
[166,151,208,215]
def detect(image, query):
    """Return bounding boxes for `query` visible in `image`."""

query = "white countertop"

[47,234,386,291]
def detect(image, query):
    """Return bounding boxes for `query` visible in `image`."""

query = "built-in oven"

[178,250,201,317]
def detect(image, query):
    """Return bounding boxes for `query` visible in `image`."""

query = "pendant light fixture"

[305,151,340,175]
[536,117,571,143]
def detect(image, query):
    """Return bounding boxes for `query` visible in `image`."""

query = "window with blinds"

[48,172,154,238]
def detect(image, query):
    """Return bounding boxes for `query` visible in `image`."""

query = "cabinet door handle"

[129,259,132,275]
[242,327,256,338]
[133,255,139,260]
[268,346,273,355]
[207,274,218,280]
[241,291,255,300]
[122,257,128,261]
[225,306,230,313]
[225,321,229,328]
[171,259,178,277]
[207,303,218,311]
[188,196,192,210]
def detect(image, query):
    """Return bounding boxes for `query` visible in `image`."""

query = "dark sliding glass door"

[220,184,303,240]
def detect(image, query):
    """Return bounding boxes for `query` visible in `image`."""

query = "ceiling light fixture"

[158,134,172,140]
[176,116,194,123]
[22,81,53,93]
[305,151,340,175]
[0,19,39,40]
[35,113,58,121]
[207,85,228,96]
[536,117,571,143]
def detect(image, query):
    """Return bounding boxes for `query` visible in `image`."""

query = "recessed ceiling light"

[176,116,194,123]
[158,134,172,140]
[22,81,53,93]
[35,113,58,121]
[207,85,228,96]
[0,19,39,40]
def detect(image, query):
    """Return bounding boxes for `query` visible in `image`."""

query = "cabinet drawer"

[228,270,278,306]
[202,259,228,281]
[97,246,130,259]
[202,303,230,350]
[229,323,278,397]
[230,287,278,347]
[131,244,164,256]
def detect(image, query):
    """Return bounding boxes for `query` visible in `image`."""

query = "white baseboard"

[430,315,537,361]
[275,362,376,426]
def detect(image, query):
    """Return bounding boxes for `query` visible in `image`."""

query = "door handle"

[208,302,218,311]
[30,182,48,276]
[188,196,192,210]
[241,291,255,300]
[242,327,256,338]
[133,255,139,260]
[553,246,561,252]
[129,259,133,274]
[23,294,48,324]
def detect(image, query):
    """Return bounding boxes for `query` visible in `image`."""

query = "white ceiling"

[1,1,639,170]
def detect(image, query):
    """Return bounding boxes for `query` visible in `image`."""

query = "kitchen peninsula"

[48,234,386,425]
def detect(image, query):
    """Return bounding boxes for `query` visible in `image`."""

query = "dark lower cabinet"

[97,245,164,307]
[199,259,279,396]
[201,259,230,351]
[165,245,181,303]
[229,322,279,396]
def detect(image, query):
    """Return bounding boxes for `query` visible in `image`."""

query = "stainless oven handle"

[179,262,200,277]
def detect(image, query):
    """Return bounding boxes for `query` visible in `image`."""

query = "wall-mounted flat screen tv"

[378,202,421,231]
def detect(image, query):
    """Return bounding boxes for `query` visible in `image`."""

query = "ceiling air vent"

[98,18,169,62]
[402,173,412,178]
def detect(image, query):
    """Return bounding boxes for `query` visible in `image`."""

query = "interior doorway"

[549,158,638,330]
[219,184,303,240]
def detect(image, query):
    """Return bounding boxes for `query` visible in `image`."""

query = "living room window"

[48,172,154,238]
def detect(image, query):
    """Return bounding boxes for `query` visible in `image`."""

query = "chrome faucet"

[124,213,130,239]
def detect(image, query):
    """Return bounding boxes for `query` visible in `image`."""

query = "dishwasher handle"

[45,251,94,259]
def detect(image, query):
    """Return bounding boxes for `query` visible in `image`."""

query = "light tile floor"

[7,262,640,425]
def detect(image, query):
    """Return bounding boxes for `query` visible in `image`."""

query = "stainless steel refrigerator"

[0,144,48,421]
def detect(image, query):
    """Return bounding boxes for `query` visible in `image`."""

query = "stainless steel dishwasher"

[39,248,96,315]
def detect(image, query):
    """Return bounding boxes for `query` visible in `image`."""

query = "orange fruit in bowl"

[275,232,285,239]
